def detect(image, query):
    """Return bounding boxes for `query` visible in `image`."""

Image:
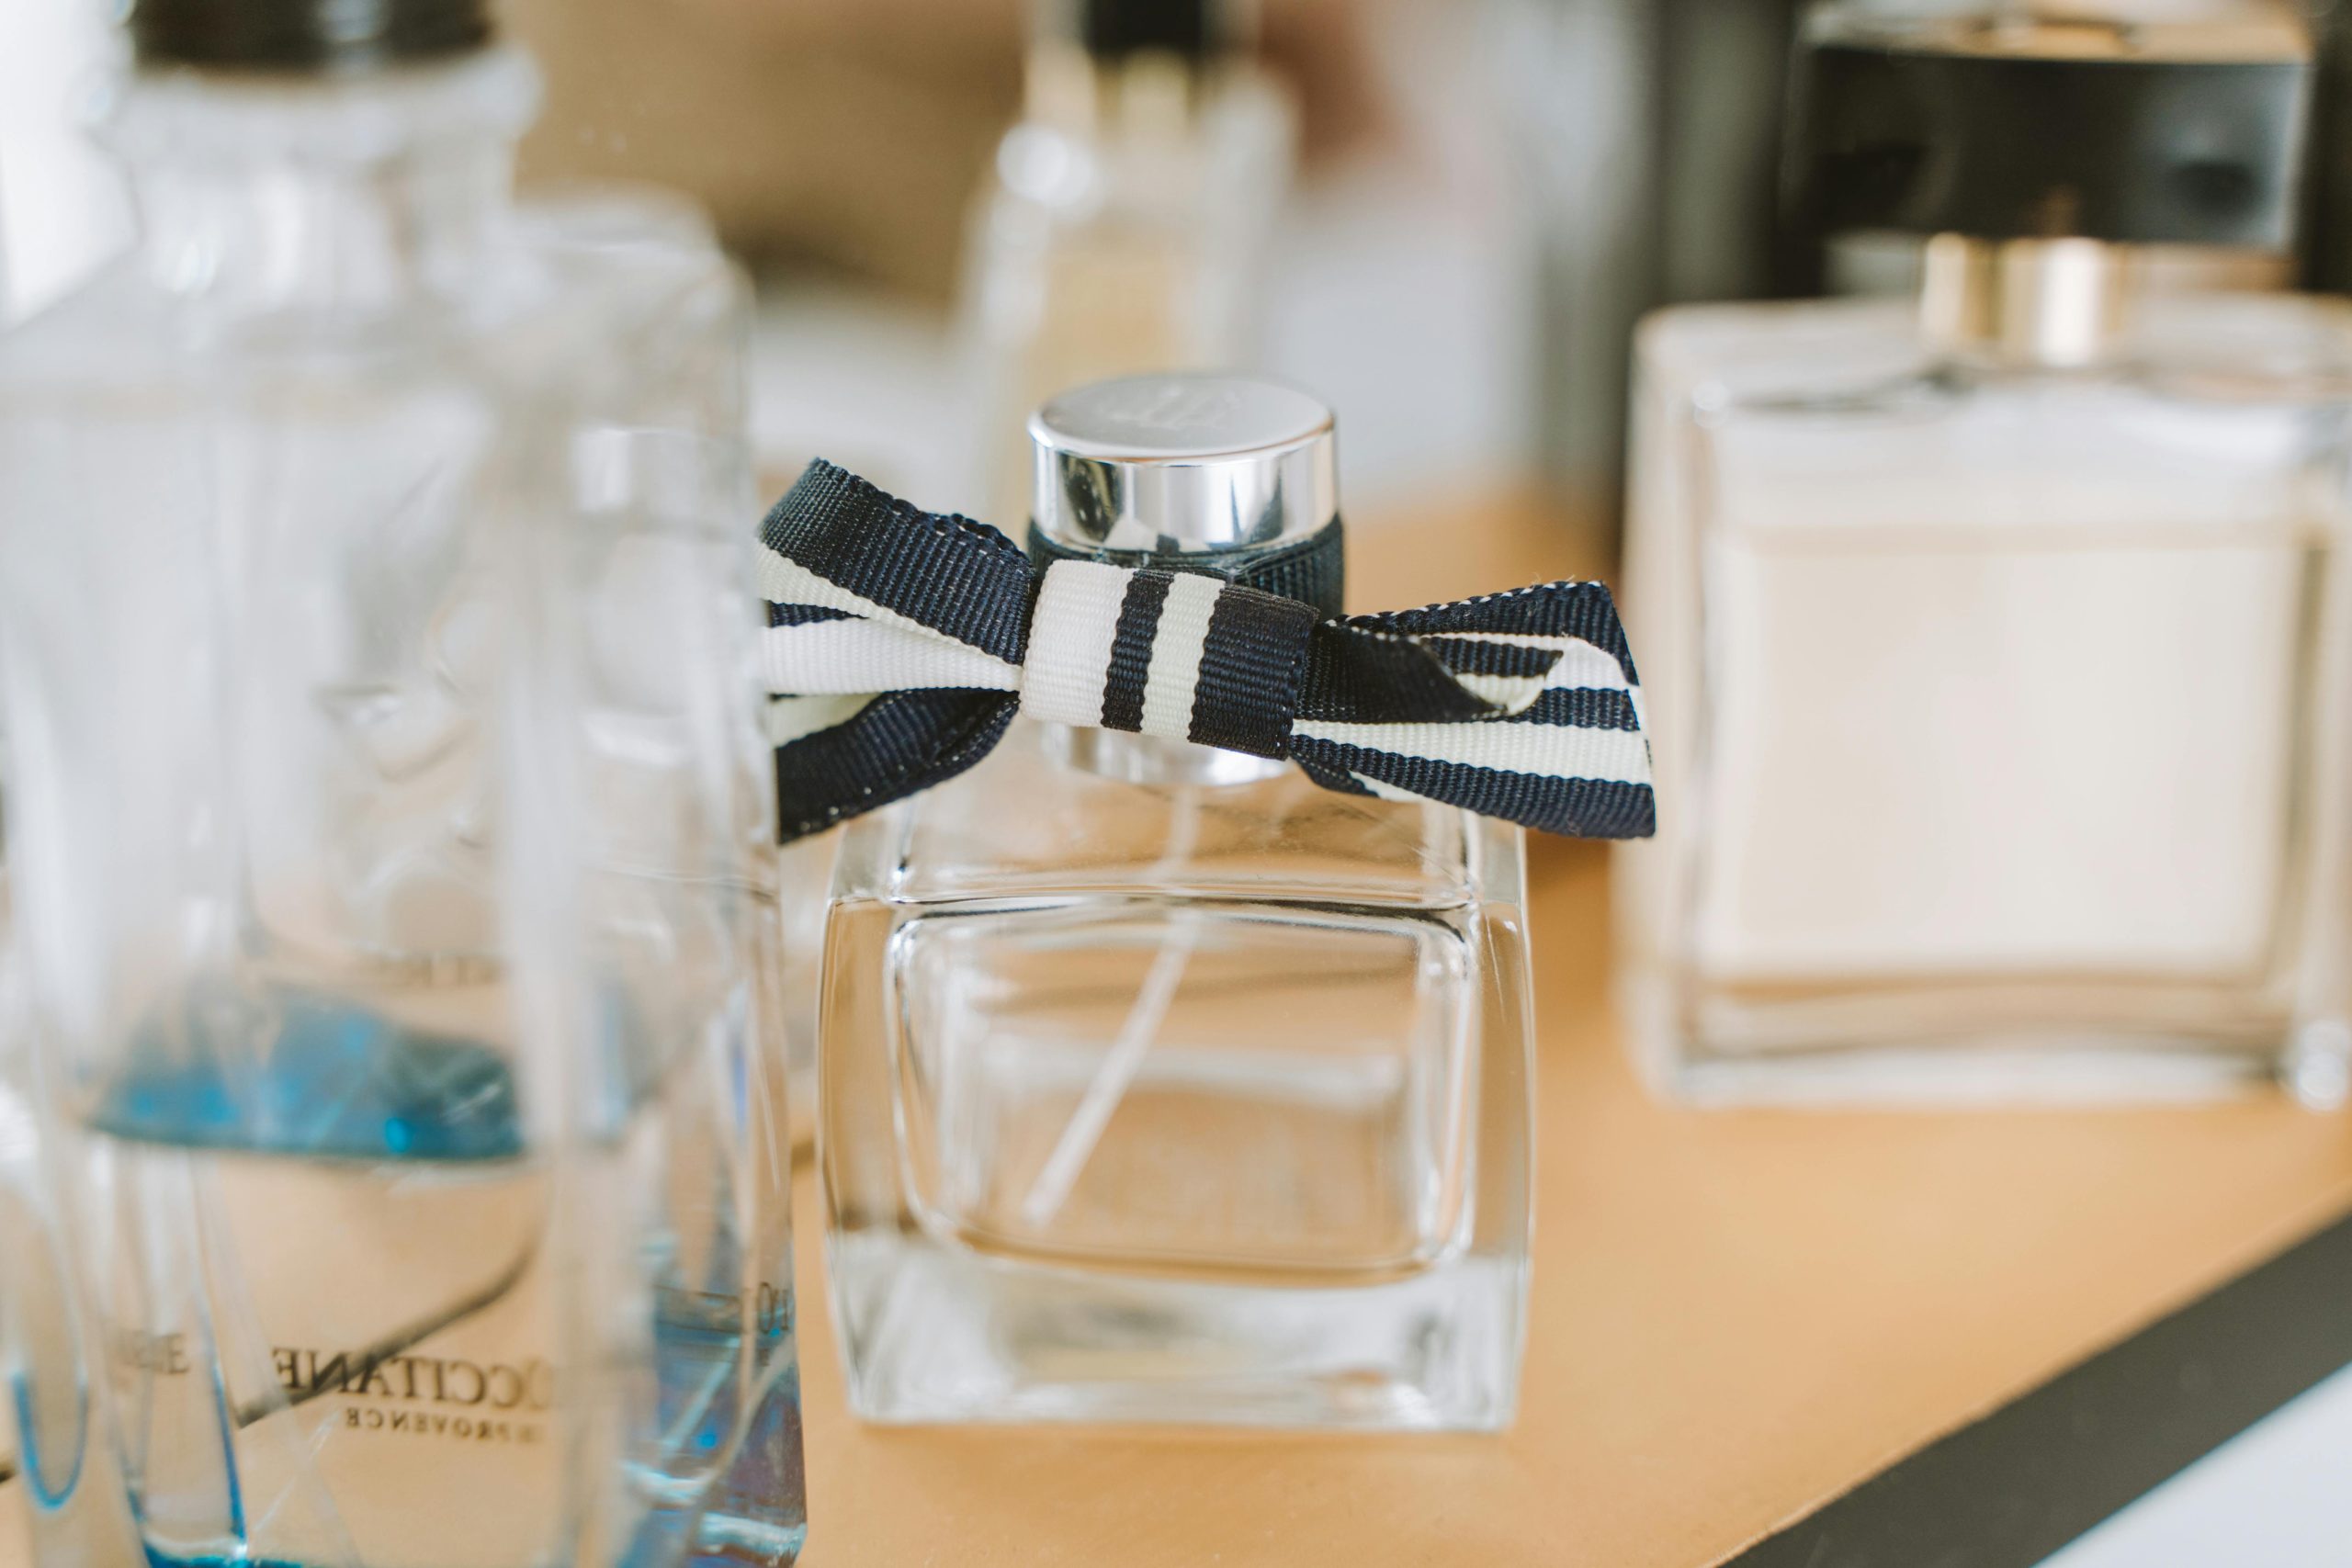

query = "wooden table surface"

[786,491,2352,1567]
[4,496,2346,1567]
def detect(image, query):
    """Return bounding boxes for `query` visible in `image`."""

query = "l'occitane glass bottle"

[0,1,803,1561]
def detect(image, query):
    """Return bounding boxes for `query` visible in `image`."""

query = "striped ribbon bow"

[760,461,1656,843]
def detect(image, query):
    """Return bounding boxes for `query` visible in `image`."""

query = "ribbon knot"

[1022,560,1319,756]
[759,460,1656,843]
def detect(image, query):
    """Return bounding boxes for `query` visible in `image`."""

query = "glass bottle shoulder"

[514,190,751,436]
[0,207,731,423]
[0,265,537,435]
[1639,290,2352,406]
[1636,292,2352,543]
[978,67,1293,233]
[834,720,1510,910]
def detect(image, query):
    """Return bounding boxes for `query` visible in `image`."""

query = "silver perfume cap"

[1028,373,1339,554]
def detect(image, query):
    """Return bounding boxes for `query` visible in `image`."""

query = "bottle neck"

[102,49,538,314]
[1918,234,2142,370]
[1024,39,1211,142]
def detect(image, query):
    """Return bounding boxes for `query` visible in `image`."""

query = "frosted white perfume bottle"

[0,1,801,1562]
[1619,8,2352,1106]
[821,377,1534,1431]
[961,0,1295,523]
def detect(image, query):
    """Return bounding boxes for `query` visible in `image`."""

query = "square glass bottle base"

[1623,971,2352,1110]
[817,728,1536,1433]
[829,1231,1524,1430]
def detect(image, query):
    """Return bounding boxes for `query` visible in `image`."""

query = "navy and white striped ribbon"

[761,460,1655,843]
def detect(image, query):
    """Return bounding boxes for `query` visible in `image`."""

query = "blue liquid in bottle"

[83,984,804,1567]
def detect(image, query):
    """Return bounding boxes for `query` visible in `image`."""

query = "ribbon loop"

[759,460,1656,844]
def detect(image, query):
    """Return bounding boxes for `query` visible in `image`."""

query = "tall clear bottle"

[961,0,1295,525]
[1619,6,2352,1106]
[2,766,146,1568]
[0,0,802,1561]
[822,375,1535,1431]
[519,186,824,1152]
[504,190,808,1568]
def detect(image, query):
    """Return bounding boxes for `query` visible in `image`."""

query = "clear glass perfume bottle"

[512,183,808,1568]
[961,0,1295,524]
[1,776,146,1568]
[1619,7,2352,1106]
[821,376,1534,1430]
[518,184,826,1149]
[774,831,831,1147]
[0,1,800,1562]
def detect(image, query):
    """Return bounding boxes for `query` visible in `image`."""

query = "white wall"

[0,0,132,322]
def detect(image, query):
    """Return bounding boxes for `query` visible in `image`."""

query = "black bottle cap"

[130,0,494,72]
[1070,0,1229,62]
[1791,14,2311,248]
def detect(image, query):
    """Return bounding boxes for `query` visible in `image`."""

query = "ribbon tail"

[773,689,1020,843]
[1285,728,1656,839]
[1286,581,1657,840]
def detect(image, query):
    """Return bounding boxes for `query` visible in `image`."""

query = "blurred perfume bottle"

[775,831,829,1146]
[520,184,822,1149]
[379,175,811,1563]
[509,186,809,1565]
[1620,6,2352,1107]
[0,0,800,1562]
[961,0,1295,525]
[823,374,1534,1430]
[1,774,146,1568]
[1490,0,1802,527]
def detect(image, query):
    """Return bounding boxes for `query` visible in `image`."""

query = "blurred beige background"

[511,0,1389,299]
